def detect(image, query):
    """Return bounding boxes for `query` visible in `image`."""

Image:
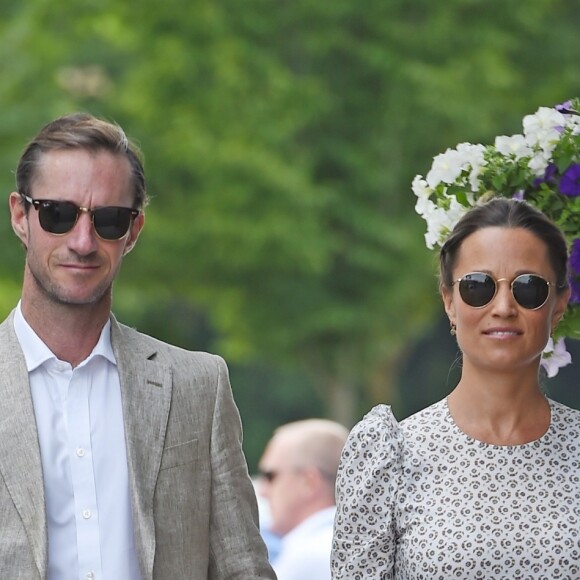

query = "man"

[258,419,349,580]
[0,113,275,580]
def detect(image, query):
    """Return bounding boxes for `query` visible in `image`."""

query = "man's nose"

[66,212,99,255]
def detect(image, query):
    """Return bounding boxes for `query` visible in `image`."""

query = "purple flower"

[568,240,580,304]
[512,190,525,200]
[570,278,580,304]
[570,239,580,275]
[544,163,557,181]
[533,163,557,188]
[555,99,579,116]
[559,164,580,197]
[555,100,573,113]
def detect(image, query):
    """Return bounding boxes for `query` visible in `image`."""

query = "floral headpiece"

[412,98,580,377]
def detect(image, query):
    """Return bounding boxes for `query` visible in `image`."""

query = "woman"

[331,198,579,579]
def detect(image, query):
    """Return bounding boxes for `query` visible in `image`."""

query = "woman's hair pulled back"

[439,198,569,293]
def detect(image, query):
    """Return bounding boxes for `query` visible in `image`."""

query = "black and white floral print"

[332,399,580,579]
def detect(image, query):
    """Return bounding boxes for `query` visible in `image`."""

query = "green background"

[0,0,578,471]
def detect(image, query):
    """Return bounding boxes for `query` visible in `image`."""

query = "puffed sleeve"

[331,405,403,580]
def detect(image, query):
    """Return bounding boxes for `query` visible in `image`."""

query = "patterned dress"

[331,398,580,579]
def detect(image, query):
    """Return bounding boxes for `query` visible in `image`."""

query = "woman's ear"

[441,286,456,326]
[551,287,571,333]
[9,192,29,247]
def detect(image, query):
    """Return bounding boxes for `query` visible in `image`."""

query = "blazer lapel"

[110,317,172,580]
[0,313,47,578]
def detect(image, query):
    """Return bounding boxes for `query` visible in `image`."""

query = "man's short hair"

[15,112,148,210]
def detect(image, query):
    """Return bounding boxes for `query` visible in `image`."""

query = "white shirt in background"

[273,506,336,580]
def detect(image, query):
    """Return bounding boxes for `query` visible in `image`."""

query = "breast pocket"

[159,439,198,471]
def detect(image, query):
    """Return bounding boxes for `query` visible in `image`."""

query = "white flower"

[528,151,551,176]
[567,115,580,135]
[424,225,442,250]
[412,175,432,201]
[523,107,565,139]
[426,148,466,188]
[540,337,572,378]
[523,107,565,156]
[456,143,487,191]
[422,206,448,249]
[412,175,437,221]
[456,142,486,164]
[415,195,435,219]
[422,196,468,249]
[495,134,531,160]
[446,195,470,224]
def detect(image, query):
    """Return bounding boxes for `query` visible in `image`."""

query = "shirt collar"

[13,301,117,372]
[282,506,336,543]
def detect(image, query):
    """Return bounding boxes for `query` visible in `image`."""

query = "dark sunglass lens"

[459,273,496,307]
[512,275,549,309]
[93,207,132,240]
[259,470,278,483]
[38,201,78,234]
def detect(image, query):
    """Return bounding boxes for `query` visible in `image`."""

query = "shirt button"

[86,572,95,580]
[76,447,86,457]
[82,509,92,519]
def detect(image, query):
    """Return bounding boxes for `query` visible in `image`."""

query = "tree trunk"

[327,377,358,427]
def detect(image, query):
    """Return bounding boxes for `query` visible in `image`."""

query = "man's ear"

[123,212,145,256]
[9,192,29,247]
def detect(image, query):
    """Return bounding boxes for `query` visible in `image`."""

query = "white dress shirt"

[14,304,141,580]
[273,506,336,580]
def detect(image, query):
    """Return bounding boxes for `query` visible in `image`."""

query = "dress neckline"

[442,397,554,449]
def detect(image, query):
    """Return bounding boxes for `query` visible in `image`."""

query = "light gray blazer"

[0,311,275,580]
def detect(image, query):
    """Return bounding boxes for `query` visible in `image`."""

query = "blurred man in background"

[252,477,282,562]
[258,419,349,580]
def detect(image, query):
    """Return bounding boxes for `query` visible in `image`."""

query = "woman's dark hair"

[439,198,569,293]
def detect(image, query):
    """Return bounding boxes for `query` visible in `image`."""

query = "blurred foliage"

[0,0,579,466]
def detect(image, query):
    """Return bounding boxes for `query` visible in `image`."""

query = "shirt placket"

[66,363,103,580]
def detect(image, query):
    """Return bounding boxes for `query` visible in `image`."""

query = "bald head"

[259,418,349,536]
[272,419,349,489]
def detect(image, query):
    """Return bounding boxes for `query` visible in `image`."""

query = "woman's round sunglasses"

[21,193,140,241]
[452,272,556,310]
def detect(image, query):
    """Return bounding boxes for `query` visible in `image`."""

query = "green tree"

[0,0,578,430]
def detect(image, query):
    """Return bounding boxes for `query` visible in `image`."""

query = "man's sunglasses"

[452,272,555,310]
[21,193,139,241]
[258,469,280,483]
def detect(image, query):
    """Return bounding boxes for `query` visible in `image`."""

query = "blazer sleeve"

[207,355,276,580]
[331,405,403,580]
